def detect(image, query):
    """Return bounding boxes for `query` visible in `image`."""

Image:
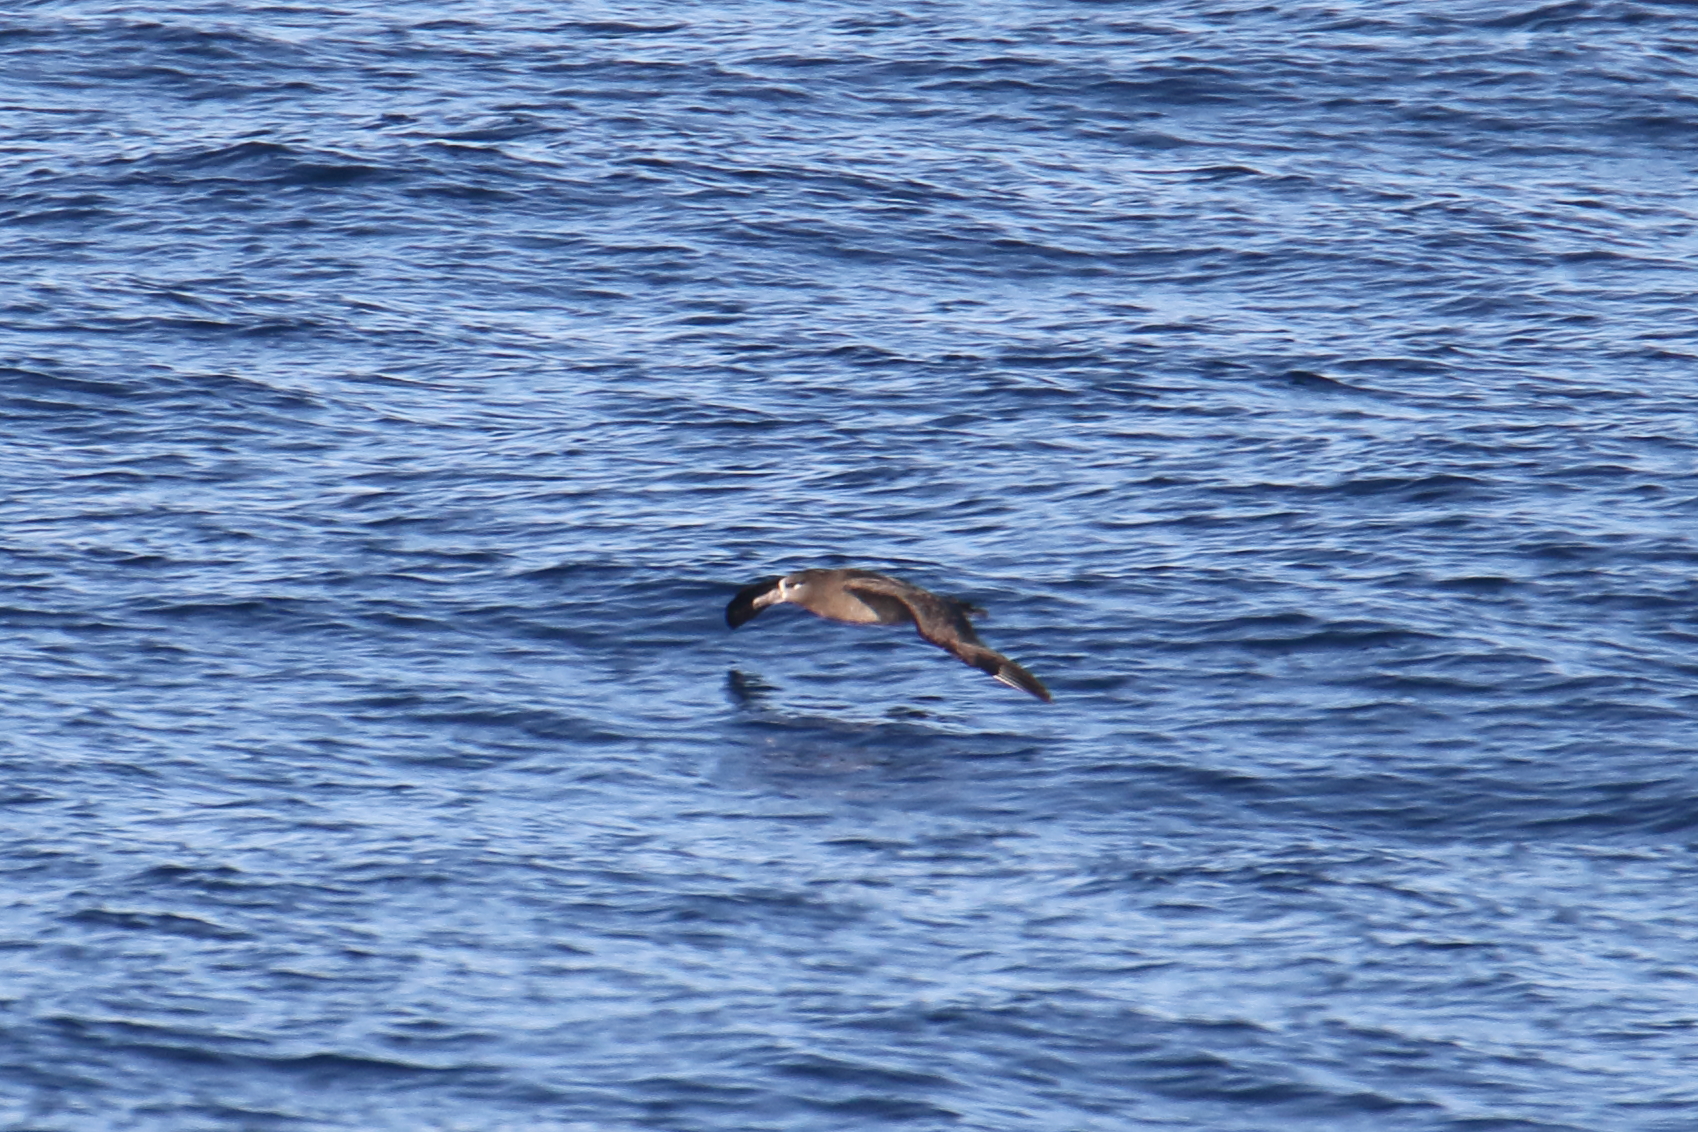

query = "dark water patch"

[1329,474,1493,502]
[561,21,691,38]
[1433,575,1518,593]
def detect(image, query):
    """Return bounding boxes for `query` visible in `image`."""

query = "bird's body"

[726,568,1051,702]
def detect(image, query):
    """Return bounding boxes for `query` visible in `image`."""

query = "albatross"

[725,568,1052,702]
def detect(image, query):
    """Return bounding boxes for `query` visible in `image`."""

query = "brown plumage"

[725,568,1052,702]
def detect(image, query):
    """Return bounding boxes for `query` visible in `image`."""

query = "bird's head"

[725,575,787,628]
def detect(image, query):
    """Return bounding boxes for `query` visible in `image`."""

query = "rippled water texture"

[3,2,1697,1129]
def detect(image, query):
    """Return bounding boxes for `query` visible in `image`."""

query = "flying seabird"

[725,568,1052,702]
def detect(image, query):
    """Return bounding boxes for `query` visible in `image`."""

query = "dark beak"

[725,577,782,629]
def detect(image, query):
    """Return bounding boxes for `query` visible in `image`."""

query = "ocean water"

[3,1,1697,1129]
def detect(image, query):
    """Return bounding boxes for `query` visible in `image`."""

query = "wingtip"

[726,576,782,629]
[994,662,1052,703]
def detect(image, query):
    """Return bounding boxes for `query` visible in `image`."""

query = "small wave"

[105,139,392,190]
[1478,1,1598,31]
[63,908,249,940]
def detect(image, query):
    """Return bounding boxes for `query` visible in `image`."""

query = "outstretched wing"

[843,575,1052,702]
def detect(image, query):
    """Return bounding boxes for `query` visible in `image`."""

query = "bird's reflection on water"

[716,667,1040,804]
[726,667,937,721]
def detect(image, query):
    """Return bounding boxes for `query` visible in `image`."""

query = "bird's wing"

[841,574,980,634]
[843,576,1052,702]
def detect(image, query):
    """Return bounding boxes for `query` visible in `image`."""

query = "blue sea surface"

[3,2,1698,1129]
